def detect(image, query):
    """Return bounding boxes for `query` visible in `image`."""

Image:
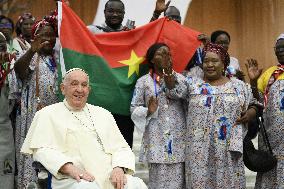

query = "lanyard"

[153,73,158,98]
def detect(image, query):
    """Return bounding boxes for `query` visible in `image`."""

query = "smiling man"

[21,68,147,189]
[88,0,125,33]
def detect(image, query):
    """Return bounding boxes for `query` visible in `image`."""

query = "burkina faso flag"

[57,2,201,115]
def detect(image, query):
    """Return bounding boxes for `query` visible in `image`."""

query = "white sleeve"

[33,148,73,179]
[131,106,159,133]
[130,78,158,133]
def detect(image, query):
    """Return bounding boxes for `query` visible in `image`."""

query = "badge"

[164,130,175,160]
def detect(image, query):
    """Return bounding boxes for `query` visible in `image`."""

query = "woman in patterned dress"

[164,42,258,189]
[12,14,35,171]
[246,34,284,189]
[130,43,187,189]
[14,17,59,188]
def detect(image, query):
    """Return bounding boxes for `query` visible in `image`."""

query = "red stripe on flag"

[60,3,201,72]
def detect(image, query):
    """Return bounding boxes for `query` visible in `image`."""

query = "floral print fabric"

[167,75,253,189]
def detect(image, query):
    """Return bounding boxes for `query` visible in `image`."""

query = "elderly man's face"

[61,70,90,110]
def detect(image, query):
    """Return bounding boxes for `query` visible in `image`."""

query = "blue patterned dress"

[255,79,284,189]
[15,53,59,188]
[167,75,254,189]
[131,73,187,189]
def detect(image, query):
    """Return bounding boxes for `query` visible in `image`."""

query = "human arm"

[197,34,210,46]
[235,106,257,125]
[33,148,94,182]
[162,52,188,99]
[110,167,127,189]
[105,112,135,188]
[245,59,263,100]
[236,80,263,125]
[14,35,49,80]
[130,79,159,133]
[150,0,171,22]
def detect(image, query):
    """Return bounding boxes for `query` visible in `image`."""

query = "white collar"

[63,99,86,112]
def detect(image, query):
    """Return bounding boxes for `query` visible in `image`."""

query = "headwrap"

[15,13,35,36]
[202,42,230,71]
[31,16,57,39]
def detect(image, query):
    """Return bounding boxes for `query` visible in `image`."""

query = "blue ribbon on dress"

[45,57,56,73]
[167,139,173,156]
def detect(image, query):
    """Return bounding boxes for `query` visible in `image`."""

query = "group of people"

[0,0,284,189]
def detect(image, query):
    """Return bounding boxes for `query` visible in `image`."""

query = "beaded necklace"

[64,103,105,151]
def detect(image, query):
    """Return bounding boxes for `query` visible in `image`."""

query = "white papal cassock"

[21,100,147,189]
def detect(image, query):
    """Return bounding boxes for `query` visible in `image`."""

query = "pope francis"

[21,68,147,189]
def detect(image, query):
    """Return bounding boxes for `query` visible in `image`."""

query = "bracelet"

[163,68,174,76]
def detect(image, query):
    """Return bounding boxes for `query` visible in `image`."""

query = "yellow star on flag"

[118,50,145,78]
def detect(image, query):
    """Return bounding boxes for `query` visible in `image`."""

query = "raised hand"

[110,167,127,189]
[197,34,209,46]
[148,96,158,115]
[245,59,263,82]
[30,35,50,53]
[160,48,172,73]
[236,108,257,125]
[155,0,171,14]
